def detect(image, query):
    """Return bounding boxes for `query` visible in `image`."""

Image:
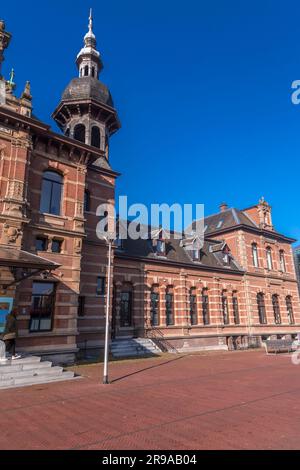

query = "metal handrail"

[146,326,178,354]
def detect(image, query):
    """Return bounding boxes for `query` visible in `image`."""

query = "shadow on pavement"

[111,355,186,383]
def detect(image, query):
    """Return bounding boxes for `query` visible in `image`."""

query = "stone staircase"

[110,337,162,358]
[0,356,77,390]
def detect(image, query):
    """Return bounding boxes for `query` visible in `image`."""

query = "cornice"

[207,224,296,244]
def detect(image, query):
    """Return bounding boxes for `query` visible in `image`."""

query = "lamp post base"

[103,375,109,384]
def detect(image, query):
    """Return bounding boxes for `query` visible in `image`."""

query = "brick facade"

[0,18,299,362]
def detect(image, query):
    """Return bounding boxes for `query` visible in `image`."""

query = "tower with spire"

[52,10,120,160]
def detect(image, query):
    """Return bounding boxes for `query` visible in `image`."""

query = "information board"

[0,298,13,334]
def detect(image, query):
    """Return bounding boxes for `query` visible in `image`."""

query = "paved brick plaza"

[1,350,300,450]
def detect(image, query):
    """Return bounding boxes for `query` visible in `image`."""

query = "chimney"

[219,202,228,213]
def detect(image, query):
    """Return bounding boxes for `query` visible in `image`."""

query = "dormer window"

[156,240,165,255]
[181,236,202,261]
[223,253,229,264]
[222,245,231,264]
[217,220,223,229]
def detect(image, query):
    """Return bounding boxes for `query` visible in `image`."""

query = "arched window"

[150,285,159,326]
[232,292,240,325]
[84,189,90,212]
[202,288,210,325]
[165,287,174,326]
[222,291,229,325]
[40,170,63,216]
[252,243,259,268]
[120,284,133,327]
[286,296,294,324]
[257,293,267,324]
[190,288,198,325]
[74,124,86,143]
[279,250,286,272]
[91,67,95,77]
[105,135,109,159]
[266,247,273,270]
[91,126,101,148]
[272,294,281,324]
[84,65,89,76]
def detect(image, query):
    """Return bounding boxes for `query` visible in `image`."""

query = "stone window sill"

[39,212,68,221]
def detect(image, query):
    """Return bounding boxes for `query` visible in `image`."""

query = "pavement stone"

[0,350,299,450]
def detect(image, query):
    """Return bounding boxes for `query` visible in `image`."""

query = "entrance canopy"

[0,247,60,287]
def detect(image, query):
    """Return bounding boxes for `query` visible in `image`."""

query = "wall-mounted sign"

[0,297,13,333]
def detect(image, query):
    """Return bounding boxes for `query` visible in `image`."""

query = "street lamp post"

[103,237,113,384]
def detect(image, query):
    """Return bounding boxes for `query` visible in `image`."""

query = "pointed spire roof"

[84,8,96,47]
[76,9,102,69]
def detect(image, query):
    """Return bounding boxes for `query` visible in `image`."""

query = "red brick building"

[0,16,299,362]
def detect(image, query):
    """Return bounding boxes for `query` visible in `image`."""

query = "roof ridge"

[231,208,240,224]
[204,207,234,220]
[241,210,258,227]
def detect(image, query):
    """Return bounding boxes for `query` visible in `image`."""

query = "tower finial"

[21,80,32,101]
[83,7,96,47]
[76,9,103,78]
[89,8,93,33]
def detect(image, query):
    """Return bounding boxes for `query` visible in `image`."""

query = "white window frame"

[266,247,273,270]
[252,243,259,268]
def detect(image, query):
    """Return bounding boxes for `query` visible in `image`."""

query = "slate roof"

[62,77,114,108]
[92,156,112,171]
[198,208,258,235]
[189,206,295,242]
[0,247,60,270]
[115,221,243,273]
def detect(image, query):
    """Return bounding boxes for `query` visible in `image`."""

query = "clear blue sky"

[2,0,300,241]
